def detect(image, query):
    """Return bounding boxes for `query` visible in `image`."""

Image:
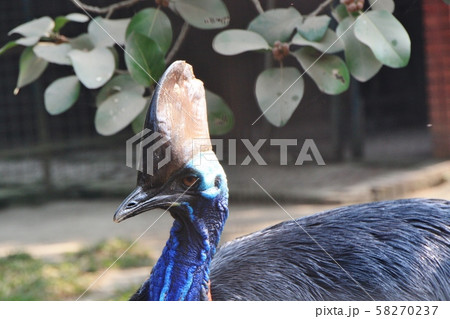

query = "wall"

[423,0,450,158]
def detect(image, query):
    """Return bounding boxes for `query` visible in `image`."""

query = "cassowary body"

[115,61,450,301]
[210,199,450,300]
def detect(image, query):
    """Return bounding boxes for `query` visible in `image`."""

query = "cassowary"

[114,61,450,301]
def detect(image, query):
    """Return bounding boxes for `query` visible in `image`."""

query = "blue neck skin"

[146,153,229,301]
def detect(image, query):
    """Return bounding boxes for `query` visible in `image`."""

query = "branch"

[48,34,70,44]
[71,0,142,15]
[250,0,264,14]
[114,69,129,75]
[309,0,334,17]
[165,22,190,64]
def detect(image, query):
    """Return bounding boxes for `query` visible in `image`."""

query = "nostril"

[126,201,137,208]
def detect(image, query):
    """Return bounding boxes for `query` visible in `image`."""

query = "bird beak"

[113,186,178,223]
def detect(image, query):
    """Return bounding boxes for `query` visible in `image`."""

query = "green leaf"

[109,47,119,68]
[368,0,395,13]
[44,76,80,115]
[125,33,165,87]
[174,0,230,30]
[69,33,95,51]
[33,43,72,65]
[68,48,115,89]
[54,13,89,32]
[248,7,302,45]
[96,74,145,107]
[205,89,234,135]
[95,90,148,136]
[54,17,69,33]
[66,13,89,23]
[9,17,54,38]
[212,29,270,56]
[88,17,131,47]
[0,41,18,55]
[332,4,349,22]
[293,47,350,95]
[132,105,149,134]
[126,8,172,54]
[336,17,382,82]
[443,0,450,4]
[14,47,48,94]
[354,11,410,68]
[297,15,331,42]
[16,37,40,46]
[292,29,343,54]
[255,67,304,127]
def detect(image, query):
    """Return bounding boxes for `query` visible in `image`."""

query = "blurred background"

[0,0,449,300]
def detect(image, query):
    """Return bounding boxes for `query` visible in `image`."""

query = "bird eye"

[182,176,199,188]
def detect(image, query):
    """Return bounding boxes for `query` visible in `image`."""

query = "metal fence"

[0,1,138,204]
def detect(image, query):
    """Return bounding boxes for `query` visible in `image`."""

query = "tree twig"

[105,8,115,19]
[308,0,335,17]
[165,22,190,64]
[115,69,129,75]
[250,0,264,14]
[71,0,142,15]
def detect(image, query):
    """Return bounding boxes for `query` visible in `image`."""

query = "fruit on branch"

[272,41,289,62]
[341,0,364,13]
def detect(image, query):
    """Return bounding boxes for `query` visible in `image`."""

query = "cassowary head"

[114,61,228,236]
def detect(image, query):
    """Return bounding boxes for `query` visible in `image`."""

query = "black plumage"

[210,199,450,300]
